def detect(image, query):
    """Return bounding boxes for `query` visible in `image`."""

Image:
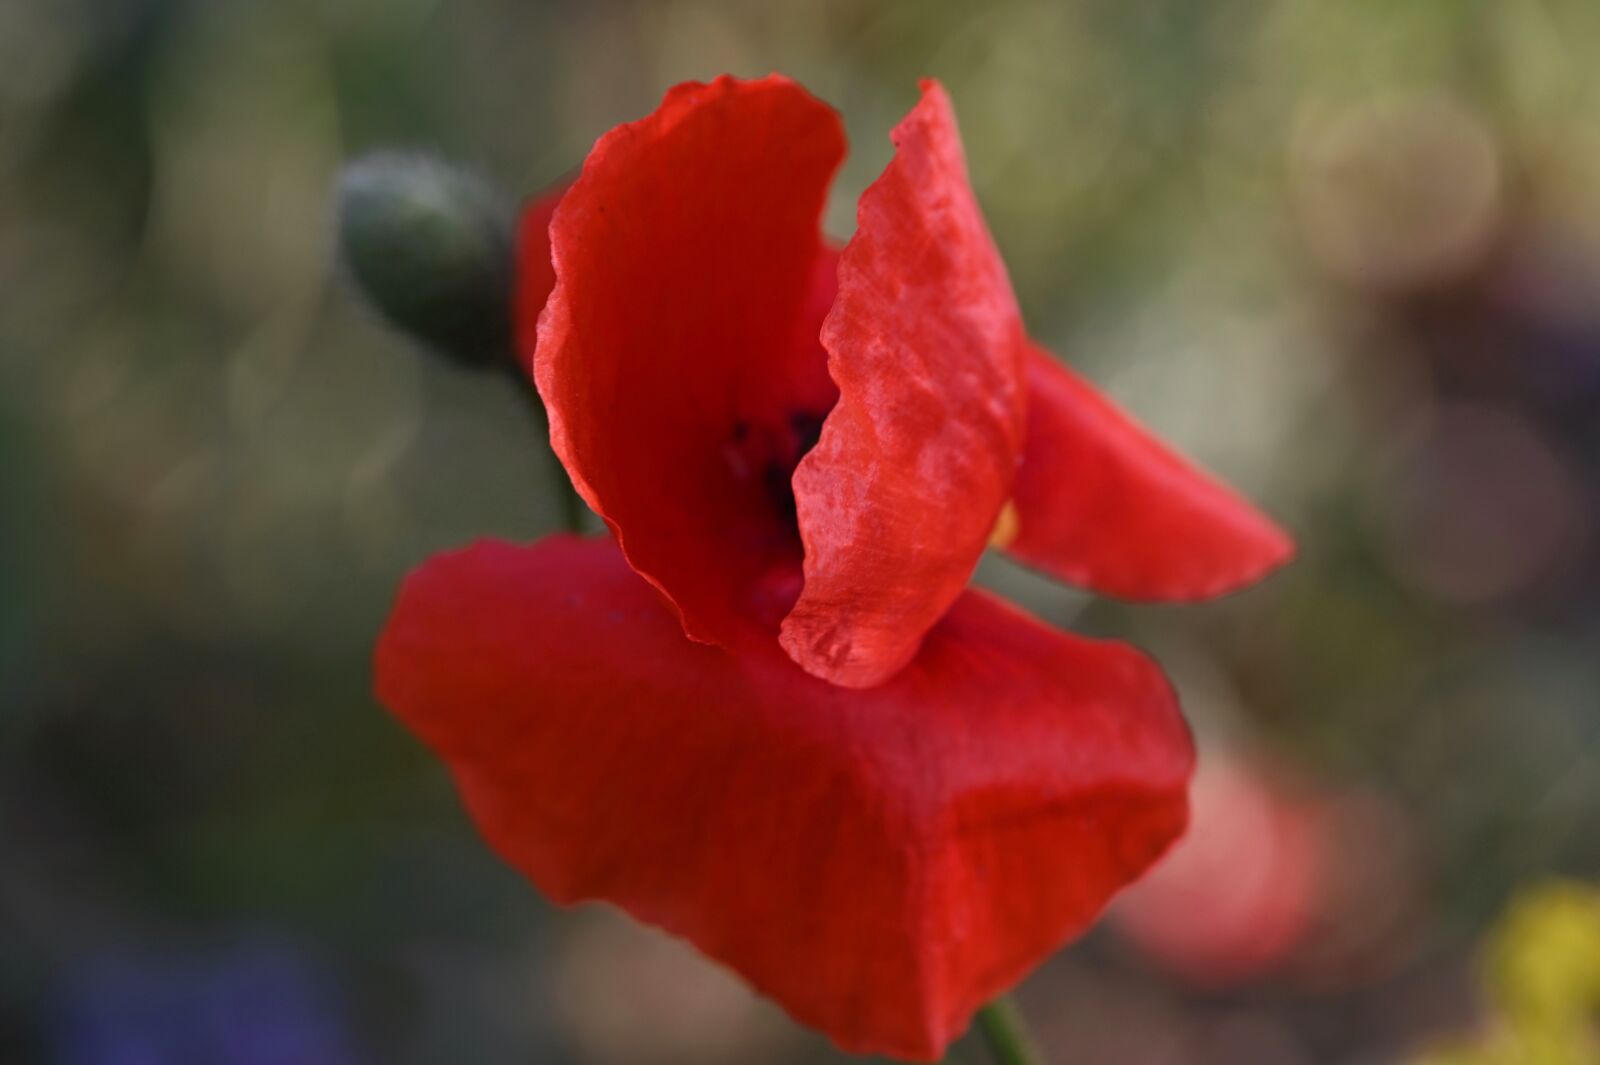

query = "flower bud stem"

[500,360,587,533]
[976,997,1043,1065]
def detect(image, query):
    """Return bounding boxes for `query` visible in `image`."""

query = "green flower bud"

[337,153,514,368]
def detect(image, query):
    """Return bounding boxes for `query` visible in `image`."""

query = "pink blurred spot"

[1112,760,1320,988]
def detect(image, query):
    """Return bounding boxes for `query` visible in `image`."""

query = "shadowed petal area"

[375,536,1193,1061]
[534,75,846,650]
[784,81,1028,689]
[1005,346,1295,600]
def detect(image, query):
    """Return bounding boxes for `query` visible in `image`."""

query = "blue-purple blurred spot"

[52,940,361,1065]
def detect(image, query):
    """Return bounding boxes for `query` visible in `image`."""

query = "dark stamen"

[789,411,826,458]
[726,409,831,526]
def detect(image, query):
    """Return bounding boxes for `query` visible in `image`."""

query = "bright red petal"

[1005,345,1294,600]
[784,80,1028,689]
[534,75,845,649]
[376,536,1192,1061]
[512,183,569,361]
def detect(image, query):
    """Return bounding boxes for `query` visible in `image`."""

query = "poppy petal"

[784,80,1028,689]
[532,75,846,649]
[376,536,1193,1061]
[1005,346,1294,600]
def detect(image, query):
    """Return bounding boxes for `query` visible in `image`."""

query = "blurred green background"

[2,1,1598,1062]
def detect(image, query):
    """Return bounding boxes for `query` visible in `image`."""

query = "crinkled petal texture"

[376,536,1193,1061]
[1005,345,1294,600]
[784,81,1028,689]
[534,75,845,649]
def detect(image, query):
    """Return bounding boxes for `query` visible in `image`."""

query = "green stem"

[502,359,586,533]
[976,997,1043,1065]
[546,435,586,534]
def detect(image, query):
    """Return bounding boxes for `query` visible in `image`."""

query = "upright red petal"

[534,75,846,649]
[784,81,1028,689]
[1005,345,1294,600]
[376,536,1193,1061]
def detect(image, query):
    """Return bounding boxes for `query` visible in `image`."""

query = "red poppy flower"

[376,75,1291,1061]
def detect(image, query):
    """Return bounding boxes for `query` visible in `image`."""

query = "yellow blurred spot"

[989,500,1020,549]
[1486,881,1600,1033]
[1412,880,1600,1065]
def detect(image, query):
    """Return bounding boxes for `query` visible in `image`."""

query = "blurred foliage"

[2,1,1599,1063]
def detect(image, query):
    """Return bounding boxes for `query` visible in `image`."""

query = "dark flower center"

[727,410,829,528]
